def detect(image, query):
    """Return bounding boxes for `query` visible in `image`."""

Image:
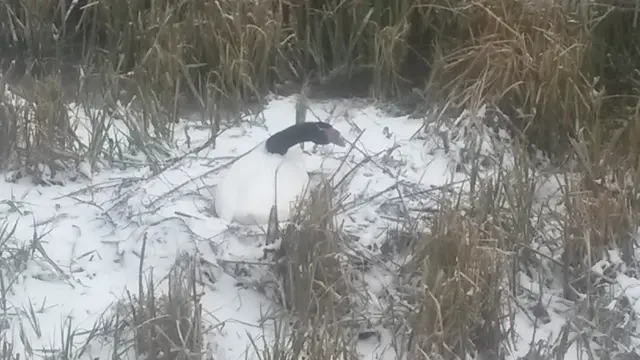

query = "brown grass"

[118,237,205,360]
[0,0,637,163]
[394,188,506,359]
[0,73,79,183]
[0,0,640,358]
[274,179,353,322]
[256,179,358,359]
[427,0,593,156]
[554,131,638,301]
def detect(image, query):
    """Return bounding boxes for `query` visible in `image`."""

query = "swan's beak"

[327,128,346,147]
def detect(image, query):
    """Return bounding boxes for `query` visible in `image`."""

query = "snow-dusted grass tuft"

[0,217,108,359]
[382,166,510,359]
[250,308,358,360]
[0,339,18,360]
[0,219,22,360]
[274,182,352,319]
[357,107,640,360]
[0,61,204,185]
[256,178,359,359]
[0,74,77,184]
[116,240,206,360]
[397,205,504,359]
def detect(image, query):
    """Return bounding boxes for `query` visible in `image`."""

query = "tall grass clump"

[0,73,82,182]
[255,178,358,359]
[401,209,504,358]
[0,0,448,109]
[580,3,640,164]
[0,0,638,143]
[426,0,593,156]
[588,3,640,105]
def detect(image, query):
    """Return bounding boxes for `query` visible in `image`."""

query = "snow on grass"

[1,92,640,359]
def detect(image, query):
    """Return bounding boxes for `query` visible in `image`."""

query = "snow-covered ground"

[1,93,640,359]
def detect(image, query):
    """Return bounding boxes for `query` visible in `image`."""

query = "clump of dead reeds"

[117,236,205,360]
[273,179,352,323]
[0,73,80,183]
[427,0,593,156]
[257,177,358,359]
[0,0,638,166]
[393,193,505,359]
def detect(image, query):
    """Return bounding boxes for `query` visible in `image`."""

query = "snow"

[1,93,640,359]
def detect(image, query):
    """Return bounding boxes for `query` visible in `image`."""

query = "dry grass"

[0,73,79,183]
[401,209,504,358]
[116,236,205,360]
[374,111,640,359]
[0,0,637,162]
[254,178,359,359]
[251,312,358,360]
[424,0,640,159]
[384,172,509,359]
[428,0,592,155]
[0,0,440,108]
[275,180,351,319]
[0,0,640,359]
[0,339,17,360]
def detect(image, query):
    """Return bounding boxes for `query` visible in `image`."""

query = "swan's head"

[307,122,346,147]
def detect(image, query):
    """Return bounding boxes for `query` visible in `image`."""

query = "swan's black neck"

[265,124,316,155]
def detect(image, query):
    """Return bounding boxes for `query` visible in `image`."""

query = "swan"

[215,122,346,225]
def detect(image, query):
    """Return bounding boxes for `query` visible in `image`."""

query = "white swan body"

[215,144,310,225]
[215,122,346,225]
